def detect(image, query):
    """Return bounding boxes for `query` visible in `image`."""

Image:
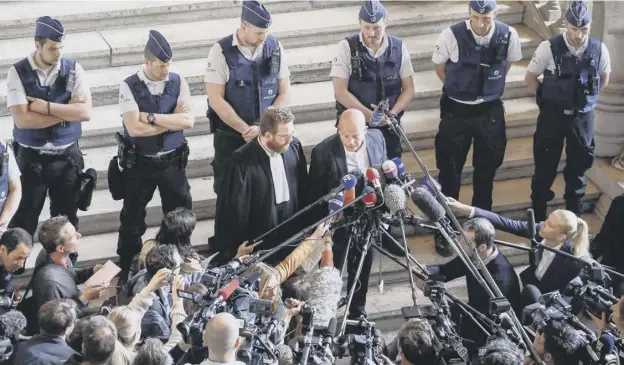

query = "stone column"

[594,1,624,157]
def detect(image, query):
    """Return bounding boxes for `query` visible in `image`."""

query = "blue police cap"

[241,0,272,29]
[469,0,497,14]
[35,16,65,42]
[146,30,172,63]
[566,1,591,28]
[359,0,387,24]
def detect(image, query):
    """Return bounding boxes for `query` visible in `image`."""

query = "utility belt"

[441,94,502,118]
[12,141,96,211]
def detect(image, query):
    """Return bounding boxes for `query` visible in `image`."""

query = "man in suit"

[308,109,387,320]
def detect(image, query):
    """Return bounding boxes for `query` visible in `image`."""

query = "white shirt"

[527,31,611,76]
[204,31,290,85]
[432,20,523,105]
[535,241,562,281]
[258,137,290,205]
[344,144,371,173]
[6,52,91,150]
[330,33,414,80]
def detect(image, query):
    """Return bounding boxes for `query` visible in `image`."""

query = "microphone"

[327,192,345,228]
[418,175,443,196]
[209,280,240,310]
[383,184,407,215]
[382,160,399,182]
[526,208,537,240]
[369,102,385,128]
[411,187,455,257]
[371,164,386,187]
[265,302,286,341]
[0,310,26,339]
[338,174,357,206]
[366,167,383,197]
[362,188,378,207]
[596,332,616,360]
[349,169,366,196]
[391,157,406,178]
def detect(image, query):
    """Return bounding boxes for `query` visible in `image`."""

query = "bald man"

[202,312,244,365]
[307,108,387,320]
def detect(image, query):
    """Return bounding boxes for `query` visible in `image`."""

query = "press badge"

[66,70,77,92]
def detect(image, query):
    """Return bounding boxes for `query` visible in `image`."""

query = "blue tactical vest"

[541,34,602,112]
[340,35,403,116]
[122,72,184,156]
[0,143,9,214]
[444,21,510,102]
[210,34,280,130]
[12,58,81,147]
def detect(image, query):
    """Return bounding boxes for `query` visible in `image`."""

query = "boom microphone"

[0,310,26,339]
[383,184,407,215]
[411,187,455,257]
[526,208,537,240]
[265,302,286,341]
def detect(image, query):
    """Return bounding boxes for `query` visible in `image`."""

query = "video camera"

[334,317,384,365]
[564,267,618,319]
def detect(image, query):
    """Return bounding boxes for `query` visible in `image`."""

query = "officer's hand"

[146,268,173,292]
[26,97,47,114]
[235,240,262,259]
[445,197,474,217]
[243,126,260,142]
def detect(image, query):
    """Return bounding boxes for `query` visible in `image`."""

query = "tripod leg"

[399,219,419,306]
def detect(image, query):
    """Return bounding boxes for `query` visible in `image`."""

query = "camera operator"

[420,217,522,346]
[478,337,523,365]
[588,296,624,363]
[447,200,589,307]
[0,228,33,313]
[198,312,245,365]
[526,320,584,365]
[385,319,440,365]
[591,193,624,296]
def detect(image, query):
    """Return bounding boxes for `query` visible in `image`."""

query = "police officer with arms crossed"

[525,1,611,222]
[206,0,290,193]
[116,30,194,281]
[5,16,91,235]
[432,0,522,211]
[331,0,414,160]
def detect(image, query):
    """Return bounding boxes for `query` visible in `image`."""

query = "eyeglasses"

[273,132,294,141]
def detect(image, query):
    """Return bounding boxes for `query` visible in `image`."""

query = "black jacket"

[11,335,78,365]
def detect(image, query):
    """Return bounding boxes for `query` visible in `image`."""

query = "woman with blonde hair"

[447,199,590,306]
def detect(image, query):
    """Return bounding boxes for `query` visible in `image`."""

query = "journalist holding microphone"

[447,199,589,307]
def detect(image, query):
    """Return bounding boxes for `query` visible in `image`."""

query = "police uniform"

[529,1,611,222]
[330,0,415,159]
[116,30,193,275]
[432,0,522,211]
[5,16,90,235]
[206,0,290,194]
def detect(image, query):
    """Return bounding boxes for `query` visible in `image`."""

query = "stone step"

[0,1,343,40]
[31,173,600,253]
[0,25,542,109]
[0,1,525,76]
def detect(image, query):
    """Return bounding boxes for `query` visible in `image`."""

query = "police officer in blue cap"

[525,1,611,222]
[5,16,92,236]
[115,30,194,280]
[432,0,522,211]
[331,0,414,159]
[206,0,290,194]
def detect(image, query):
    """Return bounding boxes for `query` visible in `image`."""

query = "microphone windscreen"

[328,192,344,213]
[527,209,536,238]
[306,267,342,327]
[383,184,407,214]
[598,332,615,358]
[371,164,386,186]
[382,160,398,180]
[0,310,27,338]
[411,187,445,222]
[349,169,365,196]
[362,191,377,207]
[391,157,406,176]
[218,280,240,300]
[340,174,357,190]
[276,344,295,365]
[418,176,442,194]
[365,167,380,184]
[326,317,337,338]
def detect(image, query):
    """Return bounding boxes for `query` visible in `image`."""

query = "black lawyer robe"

[211,137,308,266]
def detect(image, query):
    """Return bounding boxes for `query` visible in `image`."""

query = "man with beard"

[525,1,611,222]
[206,0,290,194]
[210,107,307,266]
[330,0,414,159]
[5,16,91,237]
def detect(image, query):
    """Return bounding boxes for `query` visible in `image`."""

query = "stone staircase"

[0,1,605,331]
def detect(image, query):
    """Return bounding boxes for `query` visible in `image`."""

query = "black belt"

[135,147,183,169]
[443,95,501,116]
[14,142,79,162]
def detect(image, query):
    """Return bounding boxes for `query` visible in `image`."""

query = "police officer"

[525,1,611,222]
[5,16,92,235]
[330,0,414,159]
[0,228,32,314]
[116,30,194,280]
[206,0,290,194]
[432,0,522,211]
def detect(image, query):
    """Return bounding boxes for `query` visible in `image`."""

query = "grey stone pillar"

[594,1,624,157]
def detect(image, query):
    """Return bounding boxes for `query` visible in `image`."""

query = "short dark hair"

[145,244,179,277]
[543,321,584,365]
[398,319,439,364]
[38,299,77,336]
[144,47,158,62]
[479,338,523,365]
[34,36,50,45]
[38,215,71,253]
[67,318,89,353]
[0,228,33,252]
[259,106,295,135]
[132,338,173,365]
[156,207,196,256]
[83,316,117,364]
[463,217,495,248]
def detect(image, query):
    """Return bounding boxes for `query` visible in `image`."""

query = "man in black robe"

[210,106,307,266]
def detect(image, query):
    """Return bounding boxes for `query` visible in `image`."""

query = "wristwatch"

[147,113,156,125]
